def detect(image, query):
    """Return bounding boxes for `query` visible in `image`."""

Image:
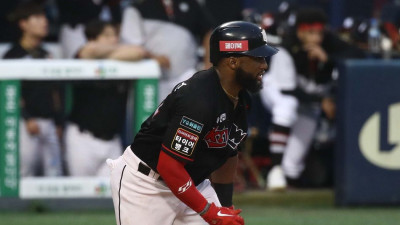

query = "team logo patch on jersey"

[228,124,247,150]
[171,128,199,156]
[180,116,203,133]
[204,124,247,150]
[204,127,229,148]
[219,41,249,51]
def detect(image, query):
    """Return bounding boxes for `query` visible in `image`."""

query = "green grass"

[1,190,400,225]
[235,190,400,225]
[240,205,400,225]
[0,211,115,225]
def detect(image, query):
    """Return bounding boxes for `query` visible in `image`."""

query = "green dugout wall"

[0,59,160,198]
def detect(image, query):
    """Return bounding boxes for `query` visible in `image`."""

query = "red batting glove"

[228,205,239,211]
[201,203,244,225]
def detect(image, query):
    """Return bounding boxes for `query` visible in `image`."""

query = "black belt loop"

[138,162,163,181]
[138,162,151,176]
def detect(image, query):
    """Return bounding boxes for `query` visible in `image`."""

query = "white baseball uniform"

[107,148,221,225]
[260,47,321,179]
[65,123,122,176]
[19,118,62,177]
[120,7,198,101]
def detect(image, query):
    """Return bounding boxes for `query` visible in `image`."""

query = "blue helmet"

[210,21,278,64]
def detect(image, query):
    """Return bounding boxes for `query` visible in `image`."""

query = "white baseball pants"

[282,110,319,179]
[65,123,122,176]
[108,148,221,225]
[19,118,62,177]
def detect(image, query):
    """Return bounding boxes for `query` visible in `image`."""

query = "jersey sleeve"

[160,82,212,163]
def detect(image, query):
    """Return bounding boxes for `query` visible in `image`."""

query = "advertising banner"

[0,81,20,197]
[335,60,400,205]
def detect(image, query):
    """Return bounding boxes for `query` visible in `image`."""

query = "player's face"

[96,25,118,45]
[235,56,268,93]
[20,14,48,39]
[297,28,324,46]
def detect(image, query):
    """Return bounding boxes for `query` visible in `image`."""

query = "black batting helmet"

[210,21,278,65]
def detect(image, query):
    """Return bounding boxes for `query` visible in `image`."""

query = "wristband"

[198,202,211,216]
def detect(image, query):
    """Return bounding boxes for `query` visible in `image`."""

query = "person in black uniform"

[265,8,365,188]
[120,0,215,101]
[107,21,278,225]
[3,2,63,177]
[65,20,146,176]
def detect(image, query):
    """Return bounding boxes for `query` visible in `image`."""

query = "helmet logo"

[261,30,268,43]
[219,41,249,51]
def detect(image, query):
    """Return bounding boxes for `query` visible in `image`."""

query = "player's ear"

[227,56,239,70]
[19,19,28,31]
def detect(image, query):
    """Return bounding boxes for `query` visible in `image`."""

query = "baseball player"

[260,47,298,190]
[4,2,63,177]
[261,8,363,189]
[107,21,278,225]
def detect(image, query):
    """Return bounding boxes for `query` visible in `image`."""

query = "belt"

[138,162,163,181]
[77,126,115,140]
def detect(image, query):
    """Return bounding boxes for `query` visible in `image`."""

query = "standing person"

[56,0,122,58]
[107,21,278,225]
[129,0,214,66]
[65,20,148,176]
[119,0,215,101]
[3,1,63,177]
[263,8,364,188]
[259,47,298,190]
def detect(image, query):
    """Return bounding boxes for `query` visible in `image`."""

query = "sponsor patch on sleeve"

[171,128,199,156]
[180,116,204,133]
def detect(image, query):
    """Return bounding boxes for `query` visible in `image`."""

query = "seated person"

[65,20,160,176]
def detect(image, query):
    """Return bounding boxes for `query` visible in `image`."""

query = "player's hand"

[56,126,63,141]
[228,205,237,210]
[321,97,336,120]
[201,202,244,225]
[303,44,328,63]
[26,119,40,135]
[150,54,170,69]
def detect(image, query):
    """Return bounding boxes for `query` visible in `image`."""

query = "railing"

[0,59,161,197]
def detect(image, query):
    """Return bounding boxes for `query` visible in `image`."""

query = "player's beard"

[235,67,262,93]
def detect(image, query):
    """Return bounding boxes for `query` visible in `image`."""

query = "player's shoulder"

[3,43,24,59]
[172,68,217,94]
[170,68,218,106]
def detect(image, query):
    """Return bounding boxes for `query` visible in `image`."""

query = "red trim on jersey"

[162,144,194,162]
[157,151,208,213]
